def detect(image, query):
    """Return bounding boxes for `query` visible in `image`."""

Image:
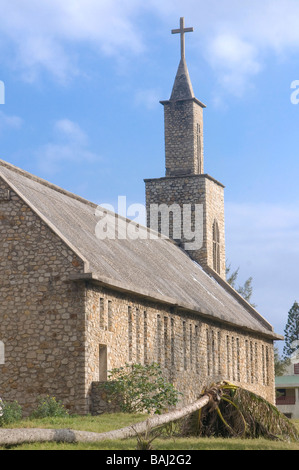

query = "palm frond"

[180,382,299,441]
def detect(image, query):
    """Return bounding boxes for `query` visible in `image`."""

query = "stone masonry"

[85,283,276,410]
[0,177,87,415]
[161,97,205,177]
[144,174,226,280]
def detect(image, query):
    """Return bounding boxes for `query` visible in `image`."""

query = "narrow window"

[0,341,4,365]
[250,341,254,384]
[231,336,235,381]
[107,300,113,332]
[265,346,269,386]
[136,308,140,363]
[99,344,107,381]
[99,297,105,329]
[195,325,199,374]
[144,311,148,365]
[207,329,211,376]
[213,220,220,274]
[211,329,216,375]
[164,316,169,368]
[189,324,193,369]
[262,345,265,385]
[171,318,175,367]
[226,336,230,379]
[183,321,187,371]
[236,338,240,381]
[255,343,258,383]
[157,315,162,364]
[197,123,202,173]
[128,306,133,362]
[245,340,250,382]
[217,331,221,375]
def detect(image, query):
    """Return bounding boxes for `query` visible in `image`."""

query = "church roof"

[0,160,282,340]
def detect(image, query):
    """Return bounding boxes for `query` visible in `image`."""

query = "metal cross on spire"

[171,17,194,60]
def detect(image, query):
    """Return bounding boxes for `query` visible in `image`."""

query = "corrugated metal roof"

[0,160,282,340]
[276,375,299,387]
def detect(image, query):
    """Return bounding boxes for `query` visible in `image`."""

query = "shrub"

[103,363,182,414]
[31,395,69,419]
[0,399,22,426]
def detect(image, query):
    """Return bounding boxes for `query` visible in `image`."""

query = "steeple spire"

[170,57,194,101]
[159,17,206,177]
[170,17,195,101]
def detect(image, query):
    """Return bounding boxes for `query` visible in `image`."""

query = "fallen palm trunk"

[0,394,210,446]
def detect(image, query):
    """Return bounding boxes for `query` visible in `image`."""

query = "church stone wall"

[85,283,275,412]
[0,177,87,415]
[0,175,275,416]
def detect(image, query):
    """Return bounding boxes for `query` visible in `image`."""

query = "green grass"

[4,412,148,433]
[1,415,299,451]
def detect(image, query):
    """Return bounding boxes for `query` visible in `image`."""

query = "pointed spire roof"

[160,17,206,107]
[170,57,194,101]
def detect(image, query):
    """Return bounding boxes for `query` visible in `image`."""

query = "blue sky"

[0,0,299,348]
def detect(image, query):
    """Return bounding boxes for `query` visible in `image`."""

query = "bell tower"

[144,18,226,279]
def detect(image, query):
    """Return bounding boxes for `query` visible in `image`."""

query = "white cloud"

[0,111,23,131]
[35,119,100,174]
[148,0,299,96]
[54,119,88,145]
[1,1,299,91]
[0,0,145,82]
[207,34,261,96]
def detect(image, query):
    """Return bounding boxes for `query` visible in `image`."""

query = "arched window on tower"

[213,220,220,274]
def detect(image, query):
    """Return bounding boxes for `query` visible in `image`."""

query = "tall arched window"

[213,220,220,274]
[0,341,4,365]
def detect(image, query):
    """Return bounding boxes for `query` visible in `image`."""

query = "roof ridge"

[0,159,170,242]
[0,159,98,208]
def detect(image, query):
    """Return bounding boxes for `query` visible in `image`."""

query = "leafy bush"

[0,399,22,426]
[31,395,69,419]
[103,363,182,414]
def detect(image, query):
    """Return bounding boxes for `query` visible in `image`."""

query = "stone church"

[0,19,282,415]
